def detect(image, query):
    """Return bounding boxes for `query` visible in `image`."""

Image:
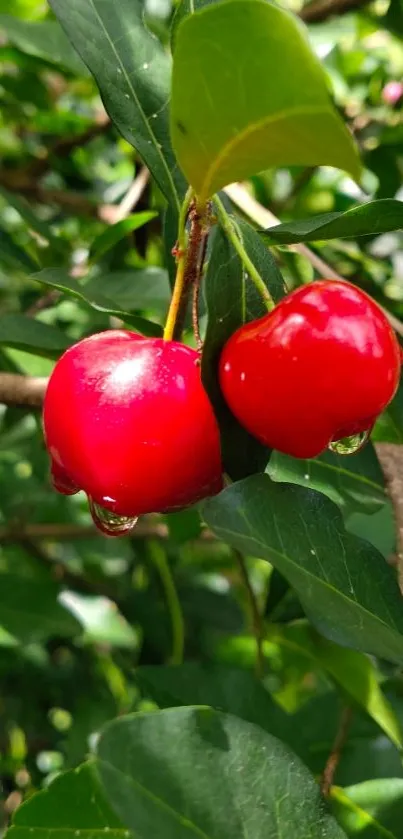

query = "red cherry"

[43,330,222,528]
[219,280,401,459]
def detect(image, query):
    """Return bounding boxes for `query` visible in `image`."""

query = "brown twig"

[0,520,216,543]
[0,373,47,407]
[224,182,403,339]
[98,167,150,224]
[173,202,205,341]
[321,705,353,796]
[192,228,208,350]
[300,0,371,23]
[234,549,265,678]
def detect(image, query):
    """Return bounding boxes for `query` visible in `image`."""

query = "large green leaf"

[268,443,386,518]
[201,475,403,665]
[202,220,284,479]
[31,269,162,336]
[88,212,157,262]
[0,14,87,74]
[49,0,185,210]
[171,0,360,202]
[0,314,72,358]
[263,199,403,244]
[135,663,288,733]
[0,573,81,644]
[96,707,347,838]
[331,779,403,838]
[84,267,171,316]
[5,763,131,839]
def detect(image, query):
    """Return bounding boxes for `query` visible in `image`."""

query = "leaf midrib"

[85,0,180,212]
[210,521,403,657]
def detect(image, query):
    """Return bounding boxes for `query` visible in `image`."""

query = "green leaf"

[84,268,171,316]
[331,780,403,838]
[135,663,288,733]
[0,573,81,644]
[89,211,157,262]
[0,14,87,74]
[96,707,347,838]
[0,314,72,358]
[201,474,403,665]
[171,0,214,50]
[268,442,387,518]
[263,199,403,244]
[60,592,139,649]
[373,377,403,445]
[0,226,38,272]
[311,633,403,751]
[0,187,68,255]
[5,762,131,839]
[49,0,185,210]
[31,269,162,336]
[202,220,284,479]
[171,0,360,203]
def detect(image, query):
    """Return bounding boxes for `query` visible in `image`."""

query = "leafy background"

[0,0,403,836]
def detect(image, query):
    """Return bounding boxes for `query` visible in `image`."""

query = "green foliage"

[1,0,403,835]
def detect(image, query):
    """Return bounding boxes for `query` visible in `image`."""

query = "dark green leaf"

[96,707,347,838]
[202,221,284,479]
[49,0,186,210]
[5,762,130,839]
[135,663,288,733]
[0,187,68,255]
[263,199,403,244]
[331,779,403,838]
[268,442,386,518]
[0,14,88,74]
[89,212,157,262]
[373,377,403,445]
[171,0,360,202]
[0,314,72,358]
[84,267,170,316]
[0,573,81,644]
[0,226,38,272]
[201,474,403,665]
[31,269,162,336]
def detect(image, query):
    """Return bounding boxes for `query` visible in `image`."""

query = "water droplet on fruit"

[328,429,371,456]
[88,497,138,537]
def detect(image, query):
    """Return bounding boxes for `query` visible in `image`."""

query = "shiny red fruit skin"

[219,280,401,459]
[43,330,223,516]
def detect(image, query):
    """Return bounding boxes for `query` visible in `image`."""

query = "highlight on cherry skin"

[43,330,223,536]
[219,279,401,460]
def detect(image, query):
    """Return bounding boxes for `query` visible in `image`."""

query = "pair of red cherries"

[44,280,401,535]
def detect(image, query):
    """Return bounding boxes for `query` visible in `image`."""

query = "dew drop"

[117,67,122,74]
[124,93,130,99]
[88,497,138,537]
[142,62,149,70]
[304,473,309,480]
[328,429,371,456]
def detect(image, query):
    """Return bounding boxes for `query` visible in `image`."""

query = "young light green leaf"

[0,14,87,74]
[202,220,284,479]
[171,0,360,202]
[96,707,347,839]
[4,763,130,839]
[31,269,162,336]
[0,314,72,359]
[201,475,403,665]
[331,780,403,838]
[263,199,403,244]
[89,211,157,262]
[49,0,185,210]
[60,592,139,649]
[268,442,387,518]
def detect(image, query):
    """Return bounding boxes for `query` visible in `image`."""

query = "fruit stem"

[233,549,264,679]
[149,540,185,665]
[213,196,275,312]
[163,187,198,342]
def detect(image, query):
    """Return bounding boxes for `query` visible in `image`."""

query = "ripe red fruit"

[219,280,401,459]
[44,330,222,533]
